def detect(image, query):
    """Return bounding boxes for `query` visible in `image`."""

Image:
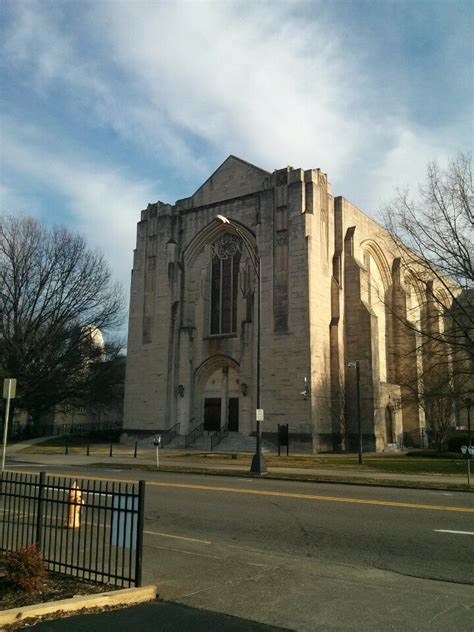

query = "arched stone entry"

[195,355,240,432]
[385,405,394,444]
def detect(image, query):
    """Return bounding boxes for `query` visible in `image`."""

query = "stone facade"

[123,155,445,452]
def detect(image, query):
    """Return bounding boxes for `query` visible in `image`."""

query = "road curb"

[0,584,157,627]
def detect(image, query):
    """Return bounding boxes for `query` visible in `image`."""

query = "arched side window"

[210,234,242,335]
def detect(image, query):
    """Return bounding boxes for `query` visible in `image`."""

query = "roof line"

[191,155,270,199]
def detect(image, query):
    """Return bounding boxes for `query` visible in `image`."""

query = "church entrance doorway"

[204,398,221,431]
[228,398,239,431]
[201,364,240,432]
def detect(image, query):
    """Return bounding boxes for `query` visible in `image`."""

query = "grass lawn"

[181,452,467,476]
[16,439,469,477]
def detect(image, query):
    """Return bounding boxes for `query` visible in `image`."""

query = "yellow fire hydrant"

[67,481,84,528]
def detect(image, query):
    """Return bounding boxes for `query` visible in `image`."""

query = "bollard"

[109,443,113,457]
[65,441,68,456]
[134,441,138,459]
[86,442,90,456]
[67,481,84,528]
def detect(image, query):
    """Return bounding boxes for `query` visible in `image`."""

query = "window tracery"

[210,234,242,334]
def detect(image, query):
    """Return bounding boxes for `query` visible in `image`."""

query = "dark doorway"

[228,398,239,431]
[385,406,394,443]
[204,398,221,431]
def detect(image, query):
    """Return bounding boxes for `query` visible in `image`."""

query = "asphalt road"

[140,471,474,585]
[5,464,474,630]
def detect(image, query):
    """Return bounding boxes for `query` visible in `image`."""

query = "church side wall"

[305,170,334,451]
[123,205,177,434]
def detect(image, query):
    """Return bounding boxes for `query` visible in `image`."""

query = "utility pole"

[348,362,363,464]
[2,379,17,472]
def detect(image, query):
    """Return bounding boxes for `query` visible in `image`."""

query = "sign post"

[461,445,473,486]
[153,435,161,469]
[2,379,17,473]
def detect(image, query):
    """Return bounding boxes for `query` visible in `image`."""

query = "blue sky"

[1,0,472,331]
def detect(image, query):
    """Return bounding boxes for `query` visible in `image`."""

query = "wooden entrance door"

[204,398,221,431]
[228,398,239,431]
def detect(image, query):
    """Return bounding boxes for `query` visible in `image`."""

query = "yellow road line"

[148,481,474,513]
[6,469,473,513]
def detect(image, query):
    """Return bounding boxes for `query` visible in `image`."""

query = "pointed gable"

[191,155,269,207]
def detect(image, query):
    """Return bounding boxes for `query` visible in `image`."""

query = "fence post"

[134,441,137,458]
[135,480,146,587]
[35,471,46,549]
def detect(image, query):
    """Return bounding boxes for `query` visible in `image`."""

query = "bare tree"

[0,214,124,427]
[384,152,473,359]
[383,152,473,447]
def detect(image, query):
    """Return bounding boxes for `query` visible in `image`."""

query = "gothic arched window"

[210,234,242,335]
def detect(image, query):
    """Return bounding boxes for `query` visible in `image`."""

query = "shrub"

[6,544,47,591]
[447,436,470,453]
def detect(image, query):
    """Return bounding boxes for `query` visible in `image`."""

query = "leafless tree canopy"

[386,153,473,284]
[384,153,473,448]
[0,214,124,423]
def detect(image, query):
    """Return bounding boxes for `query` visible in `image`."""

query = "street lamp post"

[216,215,267,475]
[348,361,363,464]
[465,397,472,485]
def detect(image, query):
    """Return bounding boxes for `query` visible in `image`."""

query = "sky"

[1,0,472,333]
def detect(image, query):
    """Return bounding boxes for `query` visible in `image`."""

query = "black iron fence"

[0,471,145,587]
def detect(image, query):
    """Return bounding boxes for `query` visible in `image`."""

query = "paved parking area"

[32,601,290,631]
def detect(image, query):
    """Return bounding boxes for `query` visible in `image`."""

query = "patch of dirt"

[0,556,119,612]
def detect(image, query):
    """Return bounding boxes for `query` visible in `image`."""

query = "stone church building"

[123,155,433,452]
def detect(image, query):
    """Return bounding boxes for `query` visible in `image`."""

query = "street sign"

[3,379,16,399]
[256,409,264,422]
[111,494,138,549]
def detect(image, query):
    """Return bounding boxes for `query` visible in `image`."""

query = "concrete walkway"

[5,435,58,453]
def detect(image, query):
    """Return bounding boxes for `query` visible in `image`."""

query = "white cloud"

[2,0,471,291]
[2,126,158,302]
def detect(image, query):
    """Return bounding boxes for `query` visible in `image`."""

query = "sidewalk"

[5,445,471,490]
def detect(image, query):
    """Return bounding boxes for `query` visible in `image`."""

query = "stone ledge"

[0,584,157,626]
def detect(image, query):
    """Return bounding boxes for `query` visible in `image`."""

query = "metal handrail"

[184,420,203,448]
[210,423,229,451]
[161,422,181,446]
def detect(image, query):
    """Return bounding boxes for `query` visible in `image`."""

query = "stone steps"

[174,431,275,453]
[213,432,274,453]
